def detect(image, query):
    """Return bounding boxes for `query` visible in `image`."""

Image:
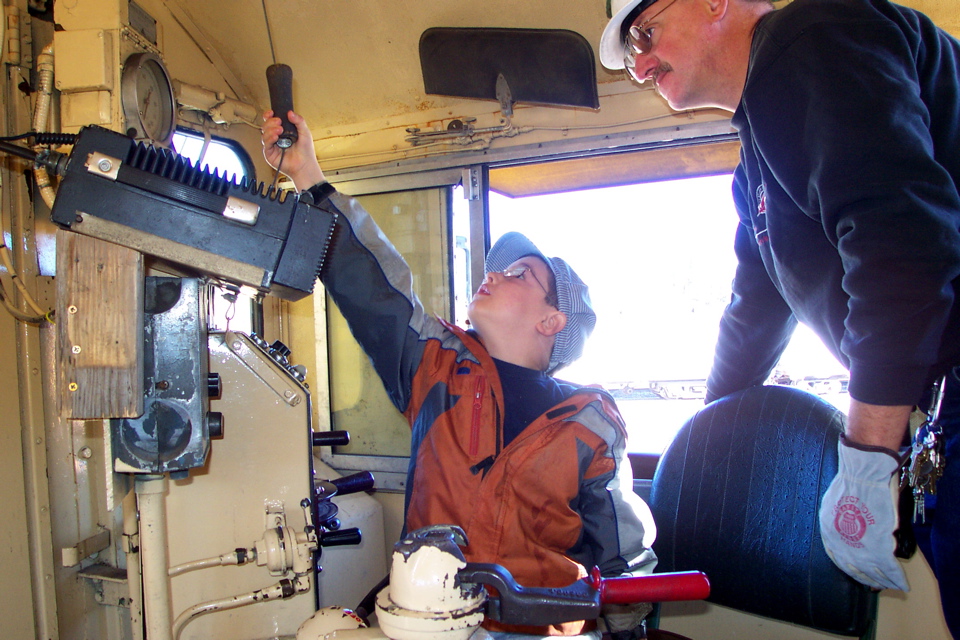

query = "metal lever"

[458,564,711,627]
[459,562,599,626]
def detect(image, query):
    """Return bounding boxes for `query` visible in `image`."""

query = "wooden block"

[57,230,144,418]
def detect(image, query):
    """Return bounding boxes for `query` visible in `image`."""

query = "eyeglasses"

[623,0,680,82]
[502,265,558,307]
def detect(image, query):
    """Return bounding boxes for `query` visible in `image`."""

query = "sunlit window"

[172,128,254,183]
[482,175,848,454]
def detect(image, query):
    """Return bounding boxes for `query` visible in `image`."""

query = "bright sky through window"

[486,174,847,453]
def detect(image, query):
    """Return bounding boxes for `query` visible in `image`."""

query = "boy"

[261,110,657,638]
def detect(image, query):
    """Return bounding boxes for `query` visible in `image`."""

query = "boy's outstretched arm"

[261,109,325,191]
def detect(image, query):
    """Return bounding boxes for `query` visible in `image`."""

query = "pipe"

[122,489,145,640]
[136,474,174,640]
[173,80,259,126]
[172,580,294,640]
[168,548,253,577]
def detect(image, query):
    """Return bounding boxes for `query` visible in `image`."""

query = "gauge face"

[121,52,176,144]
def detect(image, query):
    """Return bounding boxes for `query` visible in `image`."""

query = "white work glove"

[818,435,909,591]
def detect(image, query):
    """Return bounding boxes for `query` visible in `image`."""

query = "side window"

[320,184,455,487]
[172,128,258,333]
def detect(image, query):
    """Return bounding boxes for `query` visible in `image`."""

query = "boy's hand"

[261,109,325,191]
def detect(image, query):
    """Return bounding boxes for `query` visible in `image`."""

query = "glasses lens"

[623,25,653,81]
[627,25,651,55]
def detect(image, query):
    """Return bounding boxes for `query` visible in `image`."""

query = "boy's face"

[467,256,558,338]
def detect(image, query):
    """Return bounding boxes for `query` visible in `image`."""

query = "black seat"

[649,385,878,638]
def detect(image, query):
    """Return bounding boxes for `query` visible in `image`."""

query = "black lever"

[320,527,363,547]
[266,63,298,149]
[331,471,375,496]
[312,430,351,448]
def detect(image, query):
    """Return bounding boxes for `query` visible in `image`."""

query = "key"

[905,377,948,523]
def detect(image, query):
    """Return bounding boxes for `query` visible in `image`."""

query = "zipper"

[470,376,485,456]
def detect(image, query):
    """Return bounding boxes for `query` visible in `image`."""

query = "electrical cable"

[0,43,64,326]
[0,242,48,317]
[0,282,46,324]
[0,131,37,141]
[0,165,50,324]
[270,147,285,190]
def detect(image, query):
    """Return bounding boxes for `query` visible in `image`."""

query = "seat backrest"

[649,385,877,637]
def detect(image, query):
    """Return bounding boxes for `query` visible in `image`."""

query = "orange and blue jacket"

[316,187,657,635]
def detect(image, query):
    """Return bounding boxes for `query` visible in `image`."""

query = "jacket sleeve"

[569,407,658,577]
[705,168,798,403]
[310,188,447,413]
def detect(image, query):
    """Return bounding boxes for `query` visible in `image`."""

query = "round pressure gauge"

[120,52,176,145]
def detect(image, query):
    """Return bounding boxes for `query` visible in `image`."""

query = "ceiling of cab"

[157,0,959,175]
[168,0,623,130]
[172,0,959,129]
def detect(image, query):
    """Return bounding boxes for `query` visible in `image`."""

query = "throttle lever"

[459,563,598,626]
[457,563,710,627]
[266,63,298,148]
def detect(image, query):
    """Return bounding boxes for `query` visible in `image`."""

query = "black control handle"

[320,527,362,547]
[266,63,298,149]
[312,430,351,448]
[331,471,375,496]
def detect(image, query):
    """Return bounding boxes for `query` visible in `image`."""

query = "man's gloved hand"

[818,435,909,591]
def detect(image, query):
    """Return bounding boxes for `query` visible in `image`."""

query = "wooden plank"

[56,230,144,418]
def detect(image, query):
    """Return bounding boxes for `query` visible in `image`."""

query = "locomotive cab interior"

[0,0,957,638]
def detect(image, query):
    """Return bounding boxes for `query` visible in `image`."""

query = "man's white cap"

[599,0,663,69]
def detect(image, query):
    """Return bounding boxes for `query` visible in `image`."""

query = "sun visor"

[419,27,600,110]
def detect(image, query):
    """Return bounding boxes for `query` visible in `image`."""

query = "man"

[262,110,657,638]
[600,0,960,636]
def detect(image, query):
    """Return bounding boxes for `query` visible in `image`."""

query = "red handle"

[596,571,711,604]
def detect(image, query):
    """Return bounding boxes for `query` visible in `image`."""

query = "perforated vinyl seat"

[649,385,878,638]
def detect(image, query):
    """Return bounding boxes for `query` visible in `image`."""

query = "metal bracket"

[78,564,130,608]
[62,528,111,567]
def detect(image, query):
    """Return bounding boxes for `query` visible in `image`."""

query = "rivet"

[97,158,112,172]
[78,447,93,459]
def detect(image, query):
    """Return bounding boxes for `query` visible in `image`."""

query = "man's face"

[624,0,725,110]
